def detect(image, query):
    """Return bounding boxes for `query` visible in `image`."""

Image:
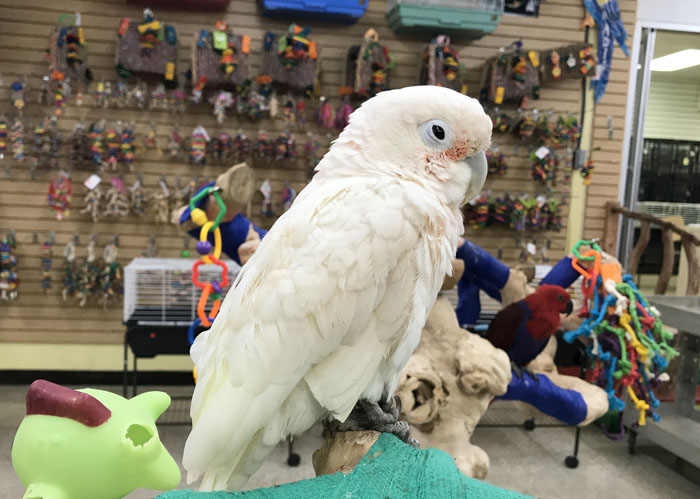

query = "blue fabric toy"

[180,182,267,265]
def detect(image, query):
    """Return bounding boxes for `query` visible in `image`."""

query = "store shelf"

[649,295,700,336]
[629,406,700,469]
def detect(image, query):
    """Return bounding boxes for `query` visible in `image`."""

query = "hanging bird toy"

[564,240,678,427]
[119,122,136,170]
[47,171,73,220]
[61,239,80,301]
[10,79,27,113]
[190,126,210,166]
[11,118,25,162]
[0,116,7,159]
[40,238,54,294]
[0,234,19,301]
[143,122,158,150]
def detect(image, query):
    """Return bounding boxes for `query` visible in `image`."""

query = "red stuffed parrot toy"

[484,284,573,380]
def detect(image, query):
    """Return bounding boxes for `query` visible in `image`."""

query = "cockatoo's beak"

[461,151,487,203]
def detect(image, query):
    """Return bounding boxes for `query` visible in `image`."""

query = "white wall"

[644,76,700,141]
[638,0,700,28]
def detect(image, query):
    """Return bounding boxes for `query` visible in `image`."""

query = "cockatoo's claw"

[326,398,419,447]
[512,362,539,384]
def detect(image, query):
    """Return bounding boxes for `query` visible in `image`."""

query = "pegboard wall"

[0,0,636,347]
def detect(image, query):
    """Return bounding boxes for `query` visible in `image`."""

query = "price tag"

[527,242,537,255]
[535,146,550,160]
[212,30,228,51]
[84,174,101,190]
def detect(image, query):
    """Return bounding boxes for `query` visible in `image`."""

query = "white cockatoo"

[183,85,492,491]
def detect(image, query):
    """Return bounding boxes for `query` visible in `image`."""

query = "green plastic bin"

[386,0,504,38]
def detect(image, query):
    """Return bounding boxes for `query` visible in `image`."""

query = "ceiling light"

[651,49,700,72]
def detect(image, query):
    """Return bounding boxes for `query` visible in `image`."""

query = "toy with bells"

[564,240,678,427]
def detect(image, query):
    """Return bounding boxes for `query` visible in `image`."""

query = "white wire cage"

[386,0,505,12]
[636,201,700,227]
[123,258,241,326]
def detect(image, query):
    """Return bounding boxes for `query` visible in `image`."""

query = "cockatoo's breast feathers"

[321,86,492,206]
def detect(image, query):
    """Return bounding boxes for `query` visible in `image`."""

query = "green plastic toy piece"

[572,239,601,261]
[189,187,227,230]
[12,381,181,499]
[157,433,531,499]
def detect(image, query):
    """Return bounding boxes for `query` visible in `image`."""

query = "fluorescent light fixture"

[651,49,700,72]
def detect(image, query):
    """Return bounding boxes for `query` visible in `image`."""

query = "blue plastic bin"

[259,0,369,24]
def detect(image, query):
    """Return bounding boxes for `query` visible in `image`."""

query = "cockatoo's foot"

[325,397,419,447]
[512,362,539,384]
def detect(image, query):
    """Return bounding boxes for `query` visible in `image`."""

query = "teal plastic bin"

[386,0,504,38]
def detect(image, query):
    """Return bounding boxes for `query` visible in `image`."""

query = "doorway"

[620,28,700,291]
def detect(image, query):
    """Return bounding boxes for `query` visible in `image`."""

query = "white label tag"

[84,174,101,190]
[527,242,537,255]
[160,180,170,196]
[535,146,550,160]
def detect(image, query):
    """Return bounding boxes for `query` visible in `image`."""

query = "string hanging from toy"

[563,239,678,427]
[187,186,229,382]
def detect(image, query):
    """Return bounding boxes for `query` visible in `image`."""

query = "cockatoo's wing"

[184,176,450,491]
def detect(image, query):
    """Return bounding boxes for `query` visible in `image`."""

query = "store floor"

[2,385,699,498]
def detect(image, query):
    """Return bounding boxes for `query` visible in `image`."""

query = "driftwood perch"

[396,263,512,479]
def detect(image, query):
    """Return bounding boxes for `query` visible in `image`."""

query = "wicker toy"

[192,21,250,91]
[260,24,318,96]
[48,14,92,82]
[481,41,540,105]
[345,29,392,98]
[115,9,178,86]
[539,44,596,83]
[420,35,464,93]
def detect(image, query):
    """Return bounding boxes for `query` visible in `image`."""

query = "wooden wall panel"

[0,0,633,346]
[582,0,637,238]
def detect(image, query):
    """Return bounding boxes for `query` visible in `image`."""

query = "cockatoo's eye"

[419,119,453,150]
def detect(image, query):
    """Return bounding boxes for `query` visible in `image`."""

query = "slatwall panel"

[644,76,700,141]
[583,0,637,240]
[0,0,633,346]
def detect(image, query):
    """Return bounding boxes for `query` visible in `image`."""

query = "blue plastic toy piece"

[179,182,267,265]
[540,256,580,288]
[258,0,369,24]
[455,240,510,325]
[498,371,588,426]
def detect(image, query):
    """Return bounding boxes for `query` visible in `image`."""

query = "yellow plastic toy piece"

[190,208,208,227]
[198,222,222,264]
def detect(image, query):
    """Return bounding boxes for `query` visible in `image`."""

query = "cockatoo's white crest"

[183,85,492,492]
[317,85,492,205]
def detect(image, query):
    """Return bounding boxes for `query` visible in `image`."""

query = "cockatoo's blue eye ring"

[419,119,453,150]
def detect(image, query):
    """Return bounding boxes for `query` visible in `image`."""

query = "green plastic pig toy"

[12,379,181,499]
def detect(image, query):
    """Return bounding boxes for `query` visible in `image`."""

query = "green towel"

[157,433,531,499]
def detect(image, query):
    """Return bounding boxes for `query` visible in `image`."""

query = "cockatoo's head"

[318,85,492,206]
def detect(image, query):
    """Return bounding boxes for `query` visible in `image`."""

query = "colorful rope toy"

[564,240,678,427]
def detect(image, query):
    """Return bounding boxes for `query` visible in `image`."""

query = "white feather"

[183,86,492,491]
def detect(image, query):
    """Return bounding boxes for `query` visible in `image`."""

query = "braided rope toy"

[563,240,678,426]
